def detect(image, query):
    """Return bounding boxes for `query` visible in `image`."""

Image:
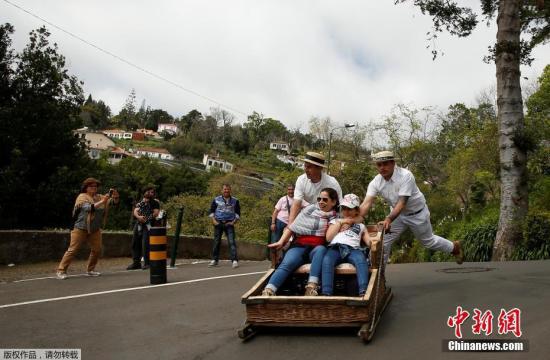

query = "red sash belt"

[295,235,325,246]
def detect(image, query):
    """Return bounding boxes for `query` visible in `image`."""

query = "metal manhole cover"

[437,267,495,274]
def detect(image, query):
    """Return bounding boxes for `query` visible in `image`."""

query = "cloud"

[2,0,549,129]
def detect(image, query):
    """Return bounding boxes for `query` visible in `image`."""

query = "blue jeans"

[321,245,369,296]
[266,245,326,292]
[270,219,287,243]
[212,223,238,261]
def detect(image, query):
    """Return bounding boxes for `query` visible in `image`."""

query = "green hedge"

[513,211,550,260]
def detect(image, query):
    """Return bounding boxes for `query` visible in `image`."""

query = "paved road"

[0,260,548,360]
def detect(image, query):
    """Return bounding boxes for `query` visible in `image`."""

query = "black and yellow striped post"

[149,226,167,284]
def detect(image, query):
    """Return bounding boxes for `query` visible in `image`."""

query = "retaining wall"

[0,230,267,265]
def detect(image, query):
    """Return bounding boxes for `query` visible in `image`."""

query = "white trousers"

[383,206,453,264]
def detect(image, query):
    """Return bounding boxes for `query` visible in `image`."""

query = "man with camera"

[127,185,160,270]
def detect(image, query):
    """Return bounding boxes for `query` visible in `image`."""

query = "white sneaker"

[56,271,67,280]
[232,261,239,269]
[208,260,218,267]
[86,271,101,277]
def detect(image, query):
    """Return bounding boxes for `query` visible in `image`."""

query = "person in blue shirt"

[208,184,241,268]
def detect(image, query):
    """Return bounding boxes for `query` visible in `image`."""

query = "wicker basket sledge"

[238,224,393,342]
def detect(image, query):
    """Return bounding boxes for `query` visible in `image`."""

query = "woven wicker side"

[246,302,371,326]
[367,224,383,270]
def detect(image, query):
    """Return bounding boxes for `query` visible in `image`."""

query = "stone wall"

[0,230,267,265]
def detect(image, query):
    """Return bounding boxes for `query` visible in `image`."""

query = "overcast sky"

[2,0,549,130]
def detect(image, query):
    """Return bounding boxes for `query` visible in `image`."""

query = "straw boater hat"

[371,150,395,162]
[303,152,326,168]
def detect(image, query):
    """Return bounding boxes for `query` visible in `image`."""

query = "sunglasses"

[317,197,330,203]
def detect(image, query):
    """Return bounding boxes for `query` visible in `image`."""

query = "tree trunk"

[492,0,528,261]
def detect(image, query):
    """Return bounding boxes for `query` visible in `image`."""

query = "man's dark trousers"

[131,223,151,265]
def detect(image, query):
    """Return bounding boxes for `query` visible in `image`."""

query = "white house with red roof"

[108,147,135,164]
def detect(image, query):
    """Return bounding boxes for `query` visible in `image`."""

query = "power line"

[2,0,249,117]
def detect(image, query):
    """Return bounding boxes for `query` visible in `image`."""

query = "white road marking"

[10,261,192,283]
[0,271,266,309]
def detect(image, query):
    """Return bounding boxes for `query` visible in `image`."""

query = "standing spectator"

[288,152,343,225]
[56,178,119,279]
[270,184,295,244]
[126,186,160,270]
[208,184,241,268]
[360,150,464,265]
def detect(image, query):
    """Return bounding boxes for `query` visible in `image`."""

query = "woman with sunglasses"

[262,187,340,296]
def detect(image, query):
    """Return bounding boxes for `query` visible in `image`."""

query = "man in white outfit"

[359,150,463,265]
[288,152,343,225]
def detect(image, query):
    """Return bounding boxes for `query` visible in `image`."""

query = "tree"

[80,94,112,130]
[397,0,550,260]
[227,125,251,154]
[179,109,203,134]
[135,99,149,129]
[370,104,436,168]
[525,64,550,147]
[242,111,289,150]
[262,118,289,143]
[244,111,266,144]
[524,65,550,208]
[210,107,234,145]
[113,89,137,130]
[0,24,88,229]
[146,108,174,131]
[308,116,332,143]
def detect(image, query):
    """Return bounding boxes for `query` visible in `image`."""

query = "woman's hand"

[267,240,284,250]
[270,223,276,231]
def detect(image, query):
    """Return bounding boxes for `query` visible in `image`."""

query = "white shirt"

[294,172,343,204]
[366,166,426,213]
[329,221,366,249]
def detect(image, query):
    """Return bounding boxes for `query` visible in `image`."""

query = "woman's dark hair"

[320,187,339,210]
[142,185,156,194]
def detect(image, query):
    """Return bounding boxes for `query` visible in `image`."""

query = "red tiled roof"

[137,147,171,154]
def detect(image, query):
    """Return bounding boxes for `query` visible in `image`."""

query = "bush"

[462,222,497,262]
[168,136,208,159]
[448,209,499,262]
[164,194,212,237]
[513,211,550,260]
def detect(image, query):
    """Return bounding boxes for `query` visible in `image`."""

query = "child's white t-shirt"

[328,220,366,249]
